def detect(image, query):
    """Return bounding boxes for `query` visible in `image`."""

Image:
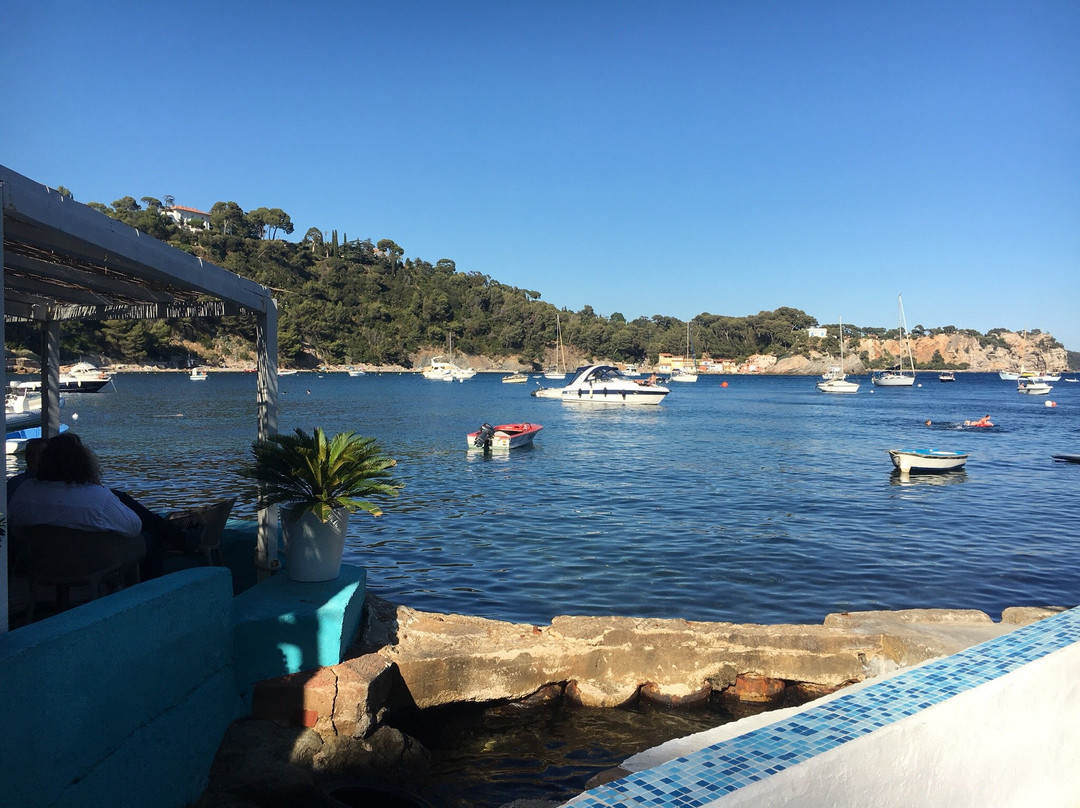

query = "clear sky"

[5,1,1078,349]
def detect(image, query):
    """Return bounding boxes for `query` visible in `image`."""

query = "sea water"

[22,370,1080,806]
[38,370,1079,626]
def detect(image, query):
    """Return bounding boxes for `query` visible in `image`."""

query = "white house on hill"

[163,204,211,230]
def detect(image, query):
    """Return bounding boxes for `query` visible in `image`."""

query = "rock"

[363,598,1022,710]
[199,719,324,807]
[250,654,400,739]
[1001,605,1068,625]
[640,680,712,706]
[565,679,640,708]
[312,726,430,784]
[725,674,786,703]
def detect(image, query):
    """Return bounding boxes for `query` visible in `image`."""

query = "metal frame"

[1,164,281,632]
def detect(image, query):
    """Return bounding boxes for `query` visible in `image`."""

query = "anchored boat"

[467,422,543,451]
[889,448,968,473]
[558,364,670,405]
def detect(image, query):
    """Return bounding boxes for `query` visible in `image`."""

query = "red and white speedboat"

[467,422,543,451]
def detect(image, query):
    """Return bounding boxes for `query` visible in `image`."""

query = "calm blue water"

[21,371,1080,626]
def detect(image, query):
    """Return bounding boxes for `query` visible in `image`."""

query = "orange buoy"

[720,380,728,387]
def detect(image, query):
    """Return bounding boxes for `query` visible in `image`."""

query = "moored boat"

[422,358,455,380]
[816,317,859,394]
[1018,380,1052,395]
[938,372,956,382]
[531,383,564,399]
[872,295,916,387]
[6,423,69,455]
[558,364,670,405]
[11,361,113,394]
[190,368,208,381]
[670,320,699,382]
[889,448,968,473]
[467,422,543,451]
[501,372,529,383]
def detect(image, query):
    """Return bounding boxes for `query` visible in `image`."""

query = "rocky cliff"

[770,330,1067,376]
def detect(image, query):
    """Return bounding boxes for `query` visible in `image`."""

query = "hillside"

[5,193,1072,373]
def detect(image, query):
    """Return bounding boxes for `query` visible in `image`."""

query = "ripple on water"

[52,371,1080,626]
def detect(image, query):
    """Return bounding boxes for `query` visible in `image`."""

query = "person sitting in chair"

[8,433,201,578]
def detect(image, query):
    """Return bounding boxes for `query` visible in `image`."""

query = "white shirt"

[8,479,143,536]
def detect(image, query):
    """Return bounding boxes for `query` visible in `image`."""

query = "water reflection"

[15,371,1080,627]
[889,469,968,486]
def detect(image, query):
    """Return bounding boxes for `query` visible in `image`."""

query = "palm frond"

[240,427,402,520]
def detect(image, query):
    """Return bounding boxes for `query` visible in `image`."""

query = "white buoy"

[72,412,79,420]
[1045,400,1057,408]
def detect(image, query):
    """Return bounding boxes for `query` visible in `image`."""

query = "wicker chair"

[19,525,146,620]
[166,497,237,566]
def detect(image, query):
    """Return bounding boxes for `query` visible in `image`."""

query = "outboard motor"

[473,422,495,450]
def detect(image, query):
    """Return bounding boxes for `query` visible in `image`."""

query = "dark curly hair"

[36,433,102,485]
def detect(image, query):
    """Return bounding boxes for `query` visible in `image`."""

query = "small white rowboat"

[889,448,968,473]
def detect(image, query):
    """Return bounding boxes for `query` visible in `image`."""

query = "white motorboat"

[938,372,956,382]
[5,390,64,430]
[68,361,112,380]
[889,448,968,473]
[347,368,366,377]
[189,368,208,381]
[622,365,641,376]
[11,361,113,394]
[424,333,475,381]
[1018,380,1052,395]
[531,383,564,399]
[558,364,670,405]
[451,366,477,382]
[278,368,299,376]
[501,372,529,383]
[817,377,860,393]
[998,371,1020,381]
[421,358,455,380]
[872,295,916,387]
[817,317,859,394]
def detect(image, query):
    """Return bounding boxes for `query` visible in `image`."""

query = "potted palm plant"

[242,427,401,582]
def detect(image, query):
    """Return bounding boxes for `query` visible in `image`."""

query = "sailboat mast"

[898,295,915,374]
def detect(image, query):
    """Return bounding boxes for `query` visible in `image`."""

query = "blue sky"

[5,1,1079,349]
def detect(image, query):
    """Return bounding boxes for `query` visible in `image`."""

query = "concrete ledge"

[0,568,240,808]
[567,606,1080,807]
[232,564,367,696]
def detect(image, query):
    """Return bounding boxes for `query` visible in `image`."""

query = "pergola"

[1,163,281,632]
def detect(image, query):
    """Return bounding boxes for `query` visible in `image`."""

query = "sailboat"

[670,320,699,383]
[872,295,916,387]
[817,317,859,393]
[544,313,567,379]
[422,333,475,381]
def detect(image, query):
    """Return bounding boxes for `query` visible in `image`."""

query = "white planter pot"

[283,507,350,582]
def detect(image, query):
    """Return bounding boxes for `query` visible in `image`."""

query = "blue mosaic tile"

[567,607,1080,807]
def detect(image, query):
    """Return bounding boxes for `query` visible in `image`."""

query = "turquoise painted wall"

[0,568,244,808]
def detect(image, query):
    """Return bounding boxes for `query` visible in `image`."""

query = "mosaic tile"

[567,608,1080,807]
